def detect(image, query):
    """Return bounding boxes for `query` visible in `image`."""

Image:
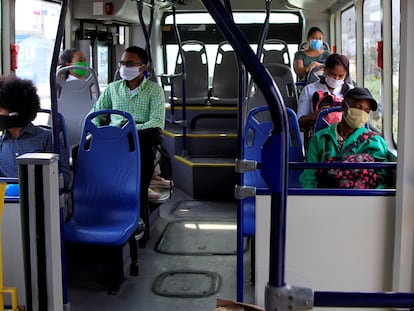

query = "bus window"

[363,0,382,132]
[162,12,300,89]
[341,5,356,81]
[97,44,109,90]
[392,0,400,145]
[15,0,60,110]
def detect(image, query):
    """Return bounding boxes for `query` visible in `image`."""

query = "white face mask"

[119,65,141,81]
[325,75,344,89]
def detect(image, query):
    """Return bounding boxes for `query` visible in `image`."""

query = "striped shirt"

[91,78,166,130]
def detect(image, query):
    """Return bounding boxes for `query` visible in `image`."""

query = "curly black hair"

[0,75,40,123]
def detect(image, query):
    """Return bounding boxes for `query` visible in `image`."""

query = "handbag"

[317,131,381,189]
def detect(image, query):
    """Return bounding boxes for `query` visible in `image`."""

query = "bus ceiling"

[72,0,146,25]
[71,0,355,21]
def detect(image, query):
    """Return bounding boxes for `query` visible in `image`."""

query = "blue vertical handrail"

[221,0,248,302]
[200,0,289,300]
[49,0,70,307]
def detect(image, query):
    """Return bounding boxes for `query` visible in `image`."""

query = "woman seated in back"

[58,48,89,81]
[297,53,354,137]
[300,87,391,189]
[293,27,331,81]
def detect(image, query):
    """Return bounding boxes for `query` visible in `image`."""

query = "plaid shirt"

[0,123,70,187]
[91,78,166,130]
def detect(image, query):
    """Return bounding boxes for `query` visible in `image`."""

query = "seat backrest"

[262,39,291,67]
[241,106,303,236]
[172,40,209,105]
[210,41,239,106]
[56,66,100,151]
[65,109,141,245]
[314,106,369,133]
[265,63,298,111]
[36,109,71,186]
[243,106,303,191]
[247,63,298,114]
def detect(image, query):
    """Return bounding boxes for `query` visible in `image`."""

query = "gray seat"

[56,66,100,152]
[262,39,291,67]
[209,41,239,106]
[248,63,298,113]
[171,40,209,105]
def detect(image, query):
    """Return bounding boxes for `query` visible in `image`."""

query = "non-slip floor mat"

[152,270,220,298]
[169,200,236,219]
[155,219,247,255]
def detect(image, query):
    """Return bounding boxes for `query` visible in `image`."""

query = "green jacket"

[300,123,390,188]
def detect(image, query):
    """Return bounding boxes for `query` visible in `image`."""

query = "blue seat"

[314,106,369,134]
[242,106,303,236]
[37,109,71,181]
[314,106,343,132]
[64,109,141,246]
[5,183,19,197]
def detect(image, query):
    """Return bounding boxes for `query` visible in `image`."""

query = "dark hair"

[307,27,324,39]
[324,53,351,95]
[124,46,149,64]
[58,48,81,79]
[0,76,40,123]
[325,53,350,74]
[58,48,81,67]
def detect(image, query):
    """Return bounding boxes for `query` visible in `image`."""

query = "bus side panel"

[255,195,395,308]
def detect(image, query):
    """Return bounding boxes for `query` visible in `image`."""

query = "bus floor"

[66,187,255,311]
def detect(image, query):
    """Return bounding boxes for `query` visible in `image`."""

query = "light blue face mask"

[309,39,323,50]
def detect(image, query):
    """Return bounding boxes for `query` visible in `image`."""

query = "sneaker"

[150,177,174,189]
[134,218,145,241]
[148,188,161,201]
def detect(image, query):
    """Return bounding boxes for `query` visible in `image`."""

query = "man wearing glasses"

[90,46,165,242]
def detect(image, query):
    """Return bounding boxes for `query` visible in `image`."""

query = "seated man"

[300,87,391,189]
[0,76,70,188]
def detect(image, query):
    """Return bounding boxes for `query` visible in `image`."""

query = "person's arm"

[299,134,320,188]
[293,51,307,78]
[138,83,166,130]
[364,135,393,187]
[297,85,318,129]
[294,51,326,79]
[90,85,113,125]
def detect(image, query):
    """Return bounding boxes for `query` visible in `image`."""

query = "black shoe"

[130,261,139,276]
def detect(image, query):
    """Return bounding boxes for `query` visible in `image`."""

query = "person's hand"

[306,61,322,73]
